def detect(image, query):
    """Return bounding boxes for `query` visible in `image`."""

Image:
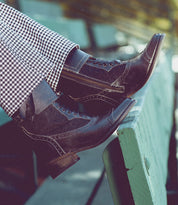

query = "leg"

[0,2,77,116]
[0,2,77,92]
[0,3,164,178]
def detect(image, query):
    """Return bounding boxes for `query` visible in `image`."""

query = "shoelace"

[87,57,120,67]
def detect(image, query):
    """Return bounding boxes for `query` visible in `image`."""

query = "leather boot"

[13,80,135,178]
[58,33,165,112]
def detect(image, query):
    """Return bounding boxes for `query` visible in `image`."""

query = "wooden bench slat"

[103,50,175,205]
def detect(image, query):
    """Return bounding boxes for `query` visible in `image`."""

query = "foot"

[59,33,165,110]
[13,80,135,178]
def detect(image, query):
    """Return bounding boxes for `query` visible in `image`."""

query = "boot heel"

[47,153,80,178]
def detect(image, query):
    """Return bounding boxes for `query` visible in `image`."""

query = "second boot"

[13,80,136,178]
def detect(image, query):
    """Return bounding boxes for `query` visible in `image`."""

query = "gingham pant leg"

[0,37,46,116]
[0,2,77,91]
[0,3,78,116]
[0,18,57,117]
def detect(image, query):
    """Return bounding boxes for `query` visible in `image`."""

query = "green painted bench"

[103,50,175,205]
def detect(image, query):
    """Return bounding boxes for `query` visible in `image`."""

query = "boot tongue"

[32,80,58,115]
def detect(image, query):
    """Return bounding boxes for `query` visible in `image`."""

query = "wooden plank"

[103,50,175,205]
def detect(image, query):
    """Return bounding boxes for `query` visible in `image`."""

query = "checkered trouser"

[0,2,77,116]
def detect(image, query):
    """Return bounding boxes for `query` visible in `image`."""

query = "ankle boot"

[13,80,136,178]
[58,33,165,111]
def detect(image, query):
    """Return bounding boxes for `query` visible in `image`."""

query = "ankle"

[64,48,90,72]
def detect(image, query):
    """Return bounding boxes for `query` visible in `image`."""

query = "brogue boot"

[13,80,135,178]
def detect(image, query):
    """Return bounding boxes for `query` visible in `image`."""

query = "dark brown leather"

[59,33,165,109]
[13,80,136,176]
